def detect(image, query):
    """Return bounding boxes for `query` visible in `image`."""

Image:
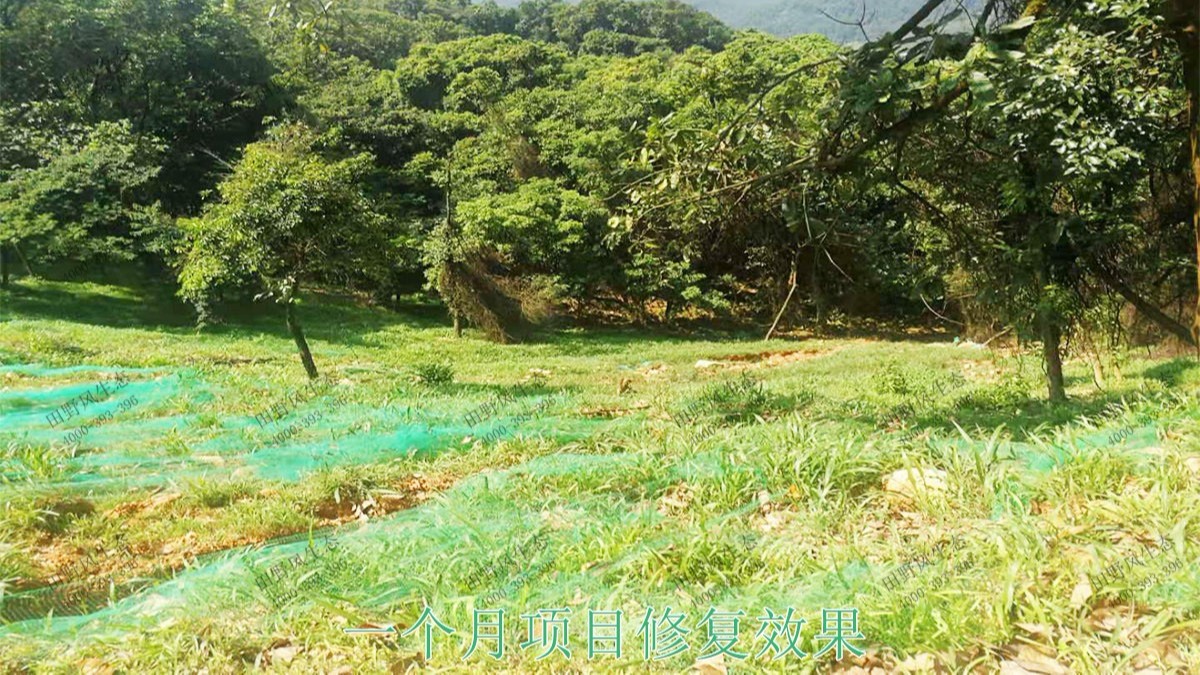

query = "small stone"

[883,468,949,499]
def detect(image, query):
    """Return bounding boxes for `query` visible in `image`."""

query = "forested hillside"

[2,0,1198,402]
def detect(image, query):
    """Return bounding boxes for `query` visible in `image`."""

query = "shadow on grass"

[1143,358,1200,387]
[883,387,1165,441]
[1,280,192,329]
[3,276,958,366]
[0,278,446,346]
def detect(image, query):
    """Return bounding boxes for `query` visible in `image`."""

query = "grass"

[0,277,1198,672]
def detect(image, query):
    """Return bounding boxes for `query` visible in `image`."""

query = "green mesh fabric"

[0,365,613,629]
[0,362,1190,653]
[0,366,595,496]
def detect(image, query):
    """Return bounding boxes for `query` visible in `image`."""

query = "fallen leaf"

[1070,575,1093,608]
[267,645,300,665]
[1003,645,1070,674]
[1014,623,1054,641]
[693,653,726,674]
[390,652,424,673]
[80,658,114,675]
[895,653,938,673]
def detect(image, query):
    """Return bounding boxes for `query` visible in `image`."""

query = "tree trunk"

[285,299,319,380]
[809,250,825,322]
[1167,0,1200,340]
[453,312,462,338]
[0,245,9,288]
[1034,241,1067,402]
[1037,308,1066,402]
[1090,260,1197,346]
[765,259,799,342]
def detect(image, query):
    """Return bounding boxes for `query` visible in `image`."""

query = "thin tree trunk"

[13,244,33,277]
[1038,309,1066,402]
[1167,0,1200,340]
[0,245,9,288]
[285,299,319,380]
[1035,244,1067,402]
[765,256,799,341]
[809,251,825,323]
[1090,260,1196,346]
[443,154,463,335]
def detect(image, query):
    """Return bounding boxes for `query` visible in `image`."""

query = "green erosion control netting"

[1,361,1193,655]
[0,362,607,624]
[4,423,1189,649]
[0,364,596,496]
[1,449,853,640]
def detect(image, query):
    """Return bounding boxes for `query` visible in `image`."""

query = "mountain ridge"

[492,0,982,41]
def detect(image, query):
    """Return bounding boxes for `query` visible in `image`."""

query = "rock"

[883,468,949,499]
[694,359,721,369]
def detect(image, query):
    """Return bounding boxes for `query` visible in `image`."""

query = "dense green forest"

[2,0,1198,402]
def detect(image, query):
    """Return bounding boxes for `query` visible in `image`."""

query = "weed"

[411,362,454,386]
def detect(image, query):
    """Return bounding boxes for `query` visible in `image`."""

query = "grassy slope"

[1,278,1199,673]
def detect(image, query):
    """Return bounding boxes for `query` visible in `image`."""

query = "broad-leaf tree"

[178,124,388,378]
[0,121,165,286]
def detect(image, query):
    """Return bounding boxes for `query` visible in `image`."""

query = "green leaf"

[996,15,1036,33]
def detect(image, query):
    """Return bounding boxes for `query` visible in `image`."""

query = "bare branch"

[877,0,954,52]
[820,1,871,42]
[975,0,1001,34]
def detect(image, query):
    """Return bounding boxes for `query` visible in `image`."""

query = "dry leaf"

[1014,623,1054,641]
[895,653,938,673]
[390,652,425,674]
[1004,645,1070,674]
[267,645,300,665]
[693,653,726,675]
[80,658,114,675]
[1070,575,1093,608]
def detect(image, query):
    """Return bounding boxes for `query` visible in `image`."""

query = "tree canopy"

[2,0,1196,395]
